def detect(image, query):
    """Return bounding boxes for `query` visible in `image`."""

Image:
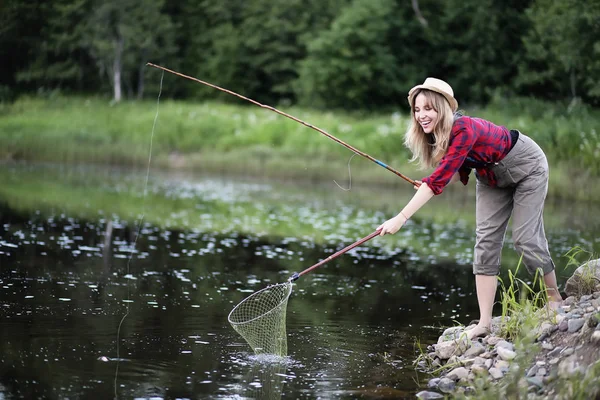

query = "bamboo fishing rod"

[146,62,417,186]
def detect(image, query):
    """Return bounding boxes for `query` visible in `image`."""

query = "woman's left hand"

[378,214,407,236]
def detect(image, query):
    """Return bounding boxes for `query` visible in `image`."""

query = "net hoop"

[228,282,293,327]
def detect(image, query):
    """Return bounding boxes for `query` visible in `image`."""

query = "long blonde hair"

[404,89,455,169]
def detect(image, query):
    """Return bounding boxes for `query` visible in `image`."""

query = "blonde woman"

[378,78,562,339]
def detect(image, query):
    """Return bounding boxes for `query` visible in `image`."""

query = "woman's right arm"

[378,182,435,236]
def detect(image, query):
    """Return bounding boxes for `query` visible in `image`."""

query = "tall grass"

[1,94,599,200]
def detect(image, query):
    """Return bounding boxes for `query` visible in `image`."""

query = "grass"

[413,254,600,398]
[1,94,600,201]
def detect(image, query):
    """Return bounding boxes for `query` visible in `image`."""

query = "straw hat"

[408,77,458,112]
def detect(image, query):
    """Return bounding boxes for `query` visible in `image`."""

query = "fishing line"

[146,63,417,187]
[113,70,164,398]
[333,153,356,191]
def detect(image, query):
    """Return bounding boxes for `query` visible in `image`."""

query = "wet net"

[228,282,293,356]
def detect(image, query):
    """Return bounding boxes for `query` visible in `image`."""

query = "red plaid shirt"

[422,116,513,195]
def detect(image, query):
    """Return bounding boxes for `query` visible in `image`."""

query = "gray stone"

[416,390,445,399]
[495,340,514,351]
[558,319,569,332]
[558,355,584,377]
[591,331,600,343]
[463,342,485,358]
[471,365,489,376]
[495,359,510,372]
[487,336,504,346]
[564,259,600,297]
[438,326,466,343]
[497,346,517,361]
[447,355,461,367]
[567,318,586,333]
[561,347,574,357]
[547,346,563,357]
[489,367,504,380]
[434,337,470,360]
[526,365,538,377]
[526,376,544,388]
[437,377,455,393]
[446,366,469,381]
[472,356,486,366]
[427,378,441,389]
[541,342,554,350]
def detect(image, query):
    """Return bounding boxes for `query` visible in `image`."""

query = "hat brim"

[408,85,458,112]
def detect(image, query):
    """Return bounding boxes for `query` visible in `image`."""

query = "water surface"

[0,163,598,399]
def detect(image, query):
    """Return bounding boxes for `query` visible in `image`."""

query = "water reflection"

[0,163,598,399]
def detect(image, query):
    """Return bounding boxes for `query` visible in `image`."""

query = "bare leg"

[543,270,562,305]
[466,274,497,339]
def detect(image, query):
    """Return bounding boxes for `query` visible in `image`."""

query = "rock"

[488,367,504,380]
[495,340,514,351]
[558,319,569,332]
[497,346,517,361]
[494,359,510,372]
[564,259,600,297]
[437,377,455,393]
[446,367,469,381]
[527,365,538,377]
[434,337,470,360]
[416,390,444,399]
[487,336,504,346]
[447,355,461,366]
[438,326,465,343]
[547,346,562,357]
[427,378,440,389]
[563,296,577,306]
[541,342,554,350]
[463,342,485,357]
[567,318,586,333]
[471,365,489,376]
[561,347,574,357]
[591,331,600,344]
[558,355,584,377]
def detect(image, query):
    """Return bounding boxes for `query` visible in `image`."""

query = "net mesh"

[228,282,293,356]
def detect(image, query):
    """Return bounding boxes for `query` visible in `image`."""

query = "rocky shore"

[415,259,600,399]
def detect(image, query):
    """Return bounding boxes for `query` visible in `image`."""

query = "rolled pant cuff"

[524,262,555,277]
[473,264,501,276]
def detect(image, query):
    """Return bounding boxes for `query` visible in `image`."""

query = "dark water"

[0,164,598,399]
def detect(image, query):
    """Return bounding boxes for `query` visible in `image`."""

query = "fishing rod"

[146,63,417,186]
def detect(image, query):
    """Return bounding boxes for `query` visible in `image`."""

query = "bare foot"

[465,324,490,340]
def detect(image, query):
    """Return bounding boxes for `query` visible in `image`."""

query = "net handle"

[290,229,382,281]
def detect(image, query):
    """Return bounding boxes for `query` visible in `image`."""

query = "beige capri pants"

[474,133,555,276]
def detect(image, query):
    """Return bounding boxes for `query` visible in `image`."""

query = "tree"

[521,0,600,104]
[83,0,177,101]
[295,0,407,109]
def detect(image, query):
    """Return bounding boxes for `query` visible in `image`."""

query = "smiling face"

[413,92,438,134]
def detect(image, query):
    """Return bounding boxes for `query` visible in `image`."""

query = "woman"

[378,77,562,339]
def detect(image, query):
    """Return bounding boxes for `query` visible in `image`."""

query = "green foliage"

[3,0,599,108]
[431,0,533,105]
[520,0,600,104]
[2,95,600,202]
[295,0,406,109]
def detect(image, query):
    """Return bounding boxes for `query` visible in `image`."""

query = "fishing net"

[228,282,293,356]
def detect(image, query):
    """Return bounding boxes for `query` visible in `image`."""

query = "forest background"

[1,0,599,200]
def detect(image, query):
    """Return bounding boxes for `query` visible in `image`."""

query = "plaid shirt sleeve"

[422,121,477,195]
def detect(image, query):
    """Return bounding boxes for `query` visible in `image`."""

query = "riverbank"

[414,260,600,399]
[1,95,599,202]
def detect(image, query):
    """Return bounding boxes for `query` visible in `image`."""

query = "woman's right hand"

[413,180,422,190]
[377,214,408,236]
